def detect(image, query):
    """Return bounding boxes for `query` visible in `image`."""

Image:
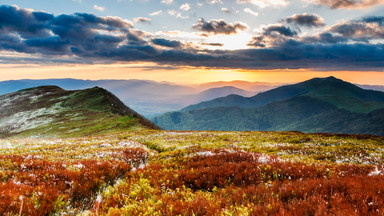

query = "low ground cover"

[0,130,383,215]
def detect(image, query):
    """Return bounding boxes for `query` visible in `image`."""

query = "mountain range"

[0,86,158,138]
[152,77,384,136]
[0,79,276,116]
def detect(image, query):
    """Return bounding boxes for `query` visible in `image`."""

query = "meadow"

[0,130,383,215]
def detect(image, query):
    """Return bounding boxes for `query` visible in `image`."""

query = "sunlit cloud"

[93,5,105,12]
[205,0,223,5]
[168,10,188,19]
[221,7,231,13]
[243,8,258,16]
[316,0,384,9]
[180,3,191,11]
[149,10,162,16]
[237,0,288,8]
[161,0,173,5]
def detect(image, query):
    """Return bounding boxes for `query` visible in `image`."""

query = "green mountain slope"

[152,77,384,136]
[182,76,384,114]
[0,86,159,138]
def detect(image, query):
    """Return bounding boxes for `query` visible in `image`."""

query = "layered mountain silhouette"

[152,77,384,136]
[0,79,268,116]
[0,86,158,138]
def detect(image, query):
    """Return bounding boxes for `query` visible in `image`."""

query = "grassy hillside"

[0,130,383,215]
[182,76,384,113]
[0,86,158,138]
[154,77,384,135]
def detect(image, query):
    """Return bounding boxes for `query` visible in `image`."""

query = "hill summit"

[0,86,159,138]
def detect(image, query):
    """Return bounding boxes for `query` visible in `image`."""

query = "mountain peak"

[305,76,344,84]
[19,85,65,94]
[324,76,337,80]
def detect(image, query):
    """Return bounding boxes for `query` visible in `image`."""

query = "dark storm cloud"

[0,5,136,55]
[201,42,224,46]
[263,25,298,37]
[151,38,183,48]
[285,13,325,27]
[362,16,384,25]
[0,5,53,38]
[317,0,384,9]
[1,4,384,71]
[247,24,298,47]
[329,20,384,41]
[192,18,247,35]
[187,43,384,70]
[250,14,384,47]
[301,32,348,44]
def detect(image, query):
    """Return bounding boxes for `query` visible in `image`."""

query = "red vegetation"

[0,148,148,215]
[97,149,384,215]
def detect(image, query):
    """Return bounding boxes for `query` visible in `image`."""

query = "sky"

[0,0,384,85]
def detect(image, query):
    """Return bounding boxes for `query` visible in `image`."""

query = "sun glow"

[1,62,384,86]
[200,32,253,50]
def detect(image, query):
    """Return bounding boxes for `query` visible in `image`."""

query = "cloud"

[193,18,248,35]
[361,16,384,25]
[93,5,105,12]
[327,18,384,41]
[221,8,231,13]
[317,0,384,9]
[149,10,162,16]
[201,42,224,46]
[285,13,324,27]
[161,0,173,5]
[167,10,188,19]
[237,0,288,8]
[134,17,152,24]
[205,0,223,4]
[0,5,138,57]
[152,38,183,48]
[301,32,349,44]
[329,22,384,42]
[249,15,384,48]
[248,24,299,47]
[263,25,298,36]
[243,8,259,16]
[180,3,191,11]
[1,5,384,71]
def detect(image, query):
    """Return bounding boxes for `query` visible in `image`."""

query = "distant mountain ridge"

[0,79,270,116]
[183,77,384,113]
[152,77,384,136]
[0,86,158,138]
[195,80,280,92]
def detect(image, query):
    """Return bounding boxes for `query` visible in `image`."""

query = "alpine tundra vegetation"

[0,131,383,215]
[0,86,384,215]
